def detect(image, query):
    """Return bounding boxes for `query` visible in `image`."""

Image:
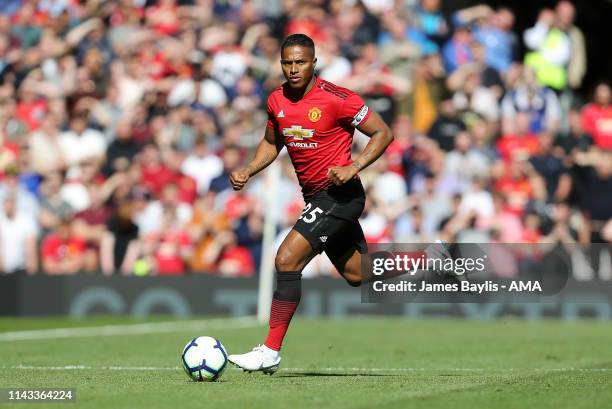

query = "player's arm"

[327,110,394,185]
[230,126,283,191]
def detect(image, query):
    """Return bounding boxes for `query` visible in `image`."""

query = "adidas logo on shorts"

[319,236,328,243]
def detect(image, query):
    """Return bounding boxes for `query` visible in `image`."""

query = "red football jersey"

[266,76,371,199]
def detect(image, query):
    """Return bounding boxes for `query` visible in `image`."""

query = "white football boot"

[228,345,281,375]
[426,240,469,283]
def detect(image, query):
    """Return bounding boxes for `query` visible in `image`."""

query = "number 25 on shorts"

[299,203,323,223]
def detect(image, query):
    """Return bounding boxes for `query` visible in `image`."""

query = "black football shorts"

[293,179,368,260]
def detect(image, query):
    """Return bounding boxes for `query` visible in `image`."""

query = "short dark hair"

[281,33,315,53]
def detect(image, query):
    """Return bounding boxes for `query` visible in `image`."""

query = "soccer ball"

[181,336,228,382]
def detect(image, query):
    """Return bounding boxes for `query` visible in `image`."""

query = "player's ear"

[313,58,317,67]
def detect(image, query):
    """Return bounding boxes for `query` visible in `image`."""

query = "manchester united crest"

[308,107,322,122]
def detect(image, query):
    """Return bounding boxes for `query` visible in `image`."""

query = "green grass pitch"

[1,317,611,409]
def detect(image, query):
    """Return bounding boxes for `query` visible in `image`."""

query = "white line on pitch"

[5,365,612,372]
[0,317,259,342]
[9,365,180,371]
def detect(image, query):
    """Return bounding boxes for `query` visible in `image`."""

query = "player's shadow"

[278,372,398,378]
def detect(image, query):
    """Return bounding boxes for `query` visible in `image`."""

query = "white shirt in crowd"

[523,21,571,66]
[459,190,494,219]
[453,87,500,121]
[134,201,193,236]
[59,128,106,167]
[181,154,223,194]
[211,49,247,88]
[373,171,407,206]
[445,150,490,186]
[0,212,38,273]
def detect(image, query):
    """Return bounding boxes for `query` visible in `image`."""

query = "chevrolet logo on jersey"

[283,125,315,141]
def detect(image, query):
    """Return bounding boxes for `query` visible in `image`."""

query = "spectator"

[493,157,536,215]
[410,54,446,134]
[523,2,584,92]
[468,41,504,98]
[41,218,87,275]
[529,132,572,202]
[90,85,123,142]
[477,192,524,243]
[378,16,421,85]
[317,36,352,84]
[459,176,494,220]
[210,28,248,90]
[371,156,408,208]
[442,23,472,74]
[0,167,38,215]
[28,113,66,174]
[542,200,579,243]
[144,206,192,275]
[502,67,561,134]
[71,187,113,272]
[0,0,607,275]
[427,96,466,152]
[469,116,498,162]
[341,43,409,124]
[103,118,142,176]
[165,148,197,205]
[416,173,454,236]
[146,0,180,37]
[15,82,48,132]
[573,150,612,242]
[385,115,412,175]
[450,69,499,122]
[138,143,175,198]
[414,0,449,48]
[5,1,42,49]
[60,160,112,213]
[554,1,586,90]
[497,112,540,163]
[361,189,393,244]
[37,172,72,236]
[201,229,255,277]
[134,182,193,236]
[444,131,490,189]
[455,5,515,74]
[580,82,612,150]
[188,192,231,273]
[209,145,243,194]
[557,108,593,155]
[59,113,106,171]
[0,195,38,274]
[180,136,223,195]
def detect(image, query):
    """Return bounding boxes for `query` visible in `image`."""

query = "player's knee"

[346,276,362,287]
[343,270,363,287]
[275,251,300,272]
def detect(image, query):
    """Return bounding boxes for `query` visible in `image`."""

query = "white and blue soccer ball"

[181,336,228,382]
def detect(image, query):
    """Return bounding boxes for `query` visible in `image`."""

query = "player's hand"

[230,169,250,191]
[327,165,358,186]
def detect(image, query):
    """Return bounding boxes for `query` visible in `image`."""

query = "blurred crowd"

[0,0,610,278]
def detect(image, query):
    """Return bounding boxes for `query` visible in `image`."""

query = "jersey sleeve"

[338,93,371,128]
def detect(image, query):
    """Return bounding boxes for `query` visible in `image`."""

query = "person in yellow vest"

[523,1,586,91]
[554,1,586,90]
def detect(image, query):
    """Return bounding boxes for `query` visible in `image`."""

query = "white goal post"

[256,161,281,323]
